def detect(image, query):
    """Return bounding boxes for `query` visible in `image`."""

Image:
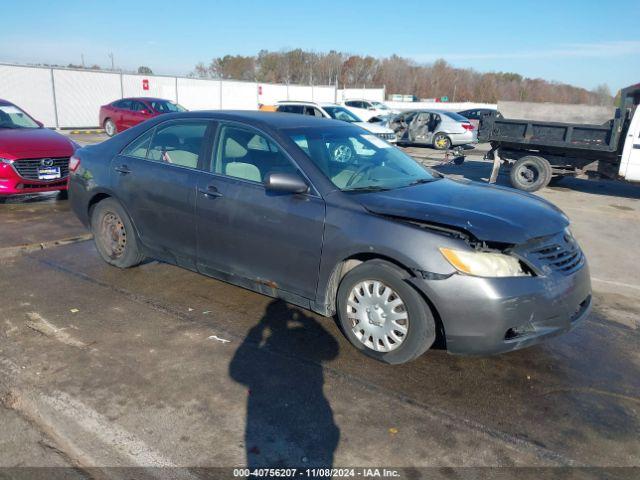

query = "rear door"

[128,101,152,128]
[196,122,325,302]
[111,119,214,269]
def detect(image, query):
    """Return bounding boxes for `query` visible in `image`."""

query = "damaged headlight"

[439,247,529,278]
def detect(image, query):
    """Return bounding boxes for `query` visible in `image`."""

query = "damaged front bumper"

[409,260,592,355]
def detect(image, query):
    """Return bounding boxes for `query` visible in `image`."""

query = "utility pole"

[108,52,115,71]
[81,54,85,68]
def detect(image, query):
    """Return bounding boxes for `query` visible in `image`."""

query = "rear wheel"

[509,155,552,192]
[90,198,144,268]
[336,260,436,364]
[104,118,117,137]
[433,133,451,150]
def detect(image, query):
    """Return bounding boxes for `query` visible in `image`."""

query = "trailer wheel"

[510,156,552,192]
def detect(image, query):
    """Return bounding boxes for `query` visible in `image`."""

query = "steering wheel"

[345,163,377,188]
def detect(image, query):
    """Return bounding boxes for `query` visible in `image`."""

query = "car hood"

[0,128,75,158]
[356,178,569,244]
[355,121,394,134]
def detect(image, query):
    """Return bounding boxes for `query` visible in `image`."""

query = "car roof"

[155,110,348,130]
[0,99,16,107]
[118,97,171,102]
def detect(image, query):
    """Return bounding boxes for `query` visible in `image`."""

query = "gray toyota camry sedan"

[69,111,591,364]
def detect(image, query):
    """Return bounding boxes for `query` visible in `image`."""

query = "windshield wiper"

[343,185,391,192]
[408,178,439,186]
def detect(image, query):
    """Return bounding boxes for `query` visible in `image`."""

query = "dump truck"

[477,83,640,192]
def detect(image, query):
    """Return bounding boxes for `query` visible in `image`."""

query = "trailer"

[478,83,640,192]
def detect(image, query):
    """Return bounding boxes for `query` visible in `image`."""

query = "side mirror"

[264,172,309,194]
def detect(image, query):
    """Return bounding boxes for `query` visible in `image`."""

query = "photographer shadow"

[229,300,340,469]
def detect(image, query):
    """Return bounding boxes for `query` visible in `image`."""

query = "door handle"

[199,185,223,198]
[114,165,131,174]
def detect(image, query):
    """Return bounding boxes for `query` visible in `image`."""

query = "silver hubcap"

[105,121,115,135]
[347,280,409,352]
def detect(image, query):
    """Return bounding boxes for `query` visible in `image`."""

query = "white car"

[275,101,397,143]
[342,99,397,122]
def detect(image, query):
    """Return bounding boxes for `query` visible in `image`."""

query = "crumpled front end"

[410,230,592,355]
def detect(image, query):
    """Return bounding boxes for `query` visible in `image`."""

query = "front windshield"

[288,126,438,192]
[371,102,389,110]
[0,105,40,129]
[150,100,187,113]
[322,106,361,123]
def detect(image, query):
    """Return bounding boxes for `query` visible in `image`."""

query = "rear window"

[443,112,470,122]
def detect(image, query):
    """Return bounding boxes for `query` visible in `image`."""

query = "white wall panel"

[122,74,177,102]
[54,69,121,128]
[220,81,257,110]
[312,86,336,103]
[287,85,313,102]
[258,83,288,105]
[0,65,57,127]
[177,78,221,110]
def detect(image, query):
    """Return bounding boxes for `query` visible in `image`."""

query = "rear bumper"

[0,163,68,195]
[410,261,592,355]
[449,131,478,146]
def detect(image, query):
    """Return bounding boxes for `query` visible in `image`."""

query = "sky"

[1,0,638,92]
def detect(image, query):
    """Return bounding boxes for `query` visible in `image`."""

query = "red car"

[0,99,78,196]
[99,97,187,136]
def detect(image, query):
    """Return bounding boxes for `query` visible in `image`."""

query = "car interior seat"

[222,135,261,182]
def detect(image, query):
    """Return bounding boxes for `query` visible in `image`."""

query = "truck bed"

[478,115,621,154]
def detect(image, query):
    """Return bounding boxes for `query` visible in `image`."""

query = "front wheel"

[90,198,145,268]
[336,260,436,364]
[509,155,552,192]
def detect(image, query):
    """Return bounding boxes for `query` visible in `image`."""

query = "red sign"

[142,79,149,91]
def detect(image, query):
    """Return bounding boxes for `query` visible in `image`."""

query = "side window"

[278,105,303,114]
[121,129,154,158]
[303,106,323,117]
[132,102,148,112]
[114,100,131,110]
[147,121,209,169]
[345,101,356,107]
[214,125,298,183]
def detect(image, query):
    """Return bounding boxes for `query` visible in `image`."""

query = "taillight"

[462,123,475,131]
[69,155,81,173]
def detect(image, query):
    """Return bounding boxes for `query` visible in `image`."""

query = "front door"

[111,119,213,268]
[196,123,325,302]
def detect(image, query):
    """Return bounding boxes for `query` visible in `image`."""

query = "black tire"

[509,155,552,192]
[432,133,451,150]
[336,260,436,365]
[90,198,145,268]
[57,189,69,200]
[104,118,117,137]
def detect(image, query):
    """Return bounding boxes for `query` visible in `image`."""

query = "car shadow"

[433,158,640,199]
[229,299,340,469]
